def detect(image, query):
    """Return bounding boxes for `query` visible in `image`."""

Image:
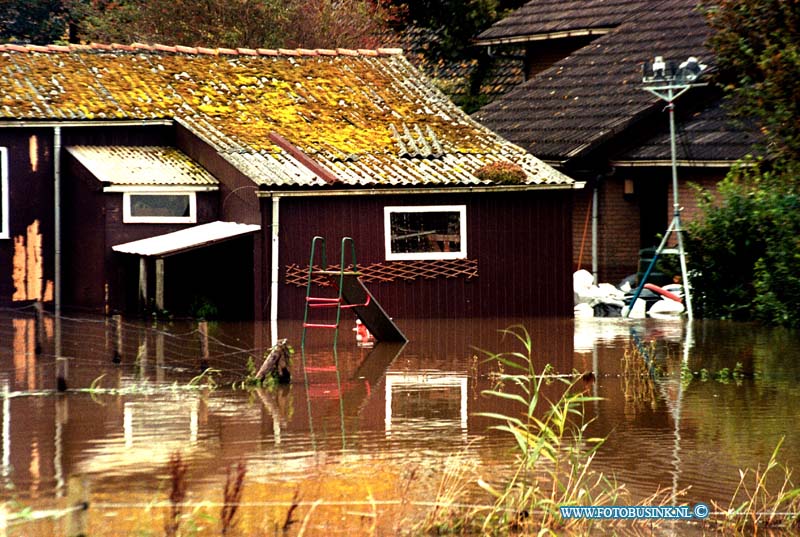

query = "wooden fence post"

[34,301,44,354]
[66,475,89,537]
[198,320,209,372]
[112,314,122,364]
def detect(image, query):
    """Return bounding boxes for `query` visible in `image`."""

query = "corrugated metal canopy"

[67,146,219,187]
[112,221,260,257]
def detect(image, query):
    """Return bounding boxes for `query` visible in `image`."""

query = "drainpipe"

[591,175,600,284]
[53,126,62,317]
[269,196,280,324]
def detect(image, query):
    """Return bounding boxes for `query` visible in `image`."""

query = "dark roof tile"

[473,0,758,163]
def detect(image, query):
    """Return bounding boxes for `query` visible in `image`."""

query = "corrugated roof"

[0,44,574,189]
[473,0,755,165]
[66,146,219,186]
[112,221,260,257]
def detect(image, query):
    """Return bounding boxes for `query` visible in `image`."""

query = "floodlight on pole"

[624,55,707,320]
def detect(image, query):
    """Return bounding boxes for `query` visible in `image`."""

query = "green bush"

[687,159,800,326]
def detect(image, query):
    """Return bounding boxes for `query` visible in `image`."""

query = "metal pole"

[53,127,62,317]
[270,197,280,345]
[667,89,694,320]
[591,179,599,283]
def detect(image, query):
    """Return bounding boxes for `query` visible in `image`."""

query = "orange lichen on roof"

[0,43,574,187]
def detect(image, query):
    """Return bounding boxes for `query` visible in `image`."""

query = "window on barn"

[384,205,466,260]
[123,192,196,224]
[0,147,8,239]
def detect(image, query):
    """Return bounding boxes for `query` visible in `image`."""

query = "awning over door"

[112,221,260,257]
[112,221,261,312]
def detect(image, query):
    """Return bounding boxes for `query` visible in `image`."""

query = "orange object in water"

[644,283,682,303]
[355,319,373,343]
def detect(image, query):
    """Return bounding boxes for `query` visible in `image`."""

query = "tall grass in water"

[711,437,800,533]
[474,326,626,534]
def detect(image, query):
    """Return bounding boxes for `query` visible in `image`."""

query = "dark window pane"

[389,211,461,254]
[129,195,190,218]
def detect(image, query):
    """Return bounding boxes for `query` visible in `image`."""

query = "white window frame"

[384,205,467,261]
[123,191,197,224]
[0,147,8,239]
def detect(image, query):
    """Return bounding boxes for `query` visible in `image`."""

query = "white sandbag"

[649,297,685,317]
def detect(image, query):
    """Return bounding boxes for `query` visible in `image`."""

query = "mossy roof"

[67,145,219,187]
[0,43,573,188]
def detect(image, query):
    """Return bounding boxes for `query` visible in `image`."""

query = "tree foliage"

[1,0,393,49]
[387,0,527,60]
[705,0,800,162]
[689,1,800,326]
[0,0,70,43]
[687,160,800,326]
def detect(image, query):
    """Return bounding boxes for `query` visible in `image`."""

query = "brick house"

[473,0,758,283]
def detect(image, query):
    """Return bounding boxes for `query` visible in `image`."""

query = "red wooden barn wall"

[275,190,574,319]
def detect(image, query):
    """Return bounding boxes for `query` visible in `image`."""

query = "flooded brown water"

[1,309,799,535]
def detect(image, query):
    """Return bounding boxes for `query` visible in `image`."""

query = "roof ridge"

[0,42,404,58]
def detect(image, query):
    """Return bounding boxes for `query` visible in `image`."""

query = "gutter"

[102,185,218,193]
[611,159,742,168]
[474,28,614,47]
[1,120,173,128]
[257,182,585,198]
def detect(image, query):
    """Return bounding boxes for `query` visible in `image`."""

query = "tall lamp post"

[625,55,707,320]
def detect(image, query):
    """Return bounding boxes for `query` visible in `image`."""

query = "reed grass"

[416,452,480,534]
[220,461,246,535]
[710,437,800,533]
[475,327,611,531]
[165,451,188,537]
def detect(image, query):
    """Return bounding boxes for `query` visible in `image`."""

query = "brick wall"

[668,171,720,225]
[572,168,727,286]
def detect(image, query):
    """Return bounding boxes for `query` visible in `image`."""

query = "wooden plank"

[338,275,406,342]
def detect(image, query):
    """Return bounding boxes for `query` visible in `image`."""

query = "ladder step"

[302,322,339,329]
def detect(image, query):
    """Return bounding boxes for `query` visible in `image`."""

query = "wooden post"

[66,475,89,537]
[138,257,147,311]
[112,314,122,364]
[198,320,209,372]
[34,301,44,354]
[199,321,209,360]
[156,332,165,383]
[155,258,165,312]
[135,333,148,379]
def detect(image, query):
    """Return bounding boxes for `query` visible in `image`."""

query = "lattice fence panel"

[285,258,479,287]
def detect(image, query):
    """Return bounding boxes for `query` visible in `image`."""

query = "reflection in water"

[384,371,468,439]
[0,311,799,533]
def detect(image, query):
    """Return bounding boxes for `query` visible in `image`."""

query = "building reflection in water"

[384,371,469,439]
